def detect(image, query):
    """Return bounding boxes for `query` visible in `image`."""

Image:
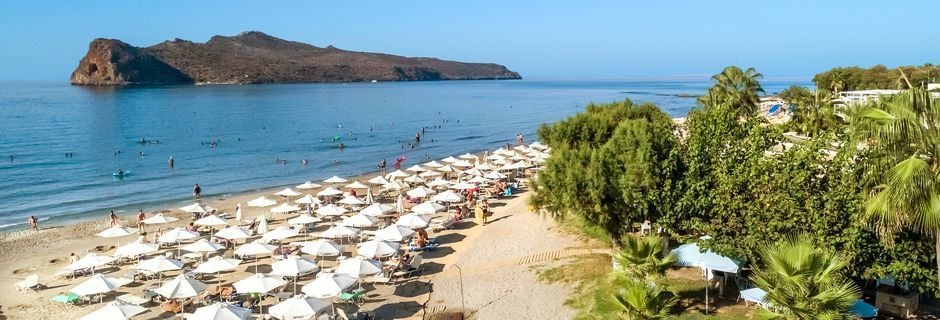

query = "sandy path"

[425,193,587,320]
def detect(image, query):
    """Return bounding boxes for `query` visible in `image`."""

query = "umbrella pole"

[705,273,709,314]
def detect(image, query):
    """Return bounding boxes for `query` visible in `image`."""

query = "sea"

[0,78,809,232]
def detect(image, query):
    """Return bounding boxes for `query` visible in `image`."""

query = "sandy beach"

[0,148,591,320]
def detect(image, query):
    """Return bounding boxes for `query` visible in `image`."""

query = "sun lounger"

[336,289,366,305]
[51,292,80,304]
[15,274,43,291]
[392,254,423,279]
[363,275,394,286]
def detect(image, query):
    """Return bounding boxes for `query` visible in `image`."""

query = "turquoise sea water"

[0,79,808,231]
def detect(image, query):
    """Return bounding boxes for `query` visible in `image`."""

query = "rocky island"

[70,31,521,86]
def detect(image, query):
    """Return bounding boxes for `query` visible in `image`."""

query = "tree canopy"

[813,64,939,92]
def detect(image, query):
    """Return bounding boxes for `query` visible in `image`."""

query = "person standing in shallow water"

[168,156,174,168]
[27,215,37,231]
[192,183,202,199]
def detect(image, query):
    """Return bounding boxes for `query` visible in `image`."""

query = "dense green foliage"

[531,100,679,244]
[750,235,860,319]
[697,66,765,117]
[611,276,677,320]
[853,88,940,289]
[531,66,940,304]
[813,64,939,92]
[614,234,677,280]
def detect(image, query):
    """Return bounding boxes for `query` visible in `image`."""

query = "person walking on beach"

[516,133,524,146]
[378,159,387,174]
[27,215,38,231]
[192,183,202,199]
[137,210,146,231]
[475,201,487,225]
[109,210,118,227]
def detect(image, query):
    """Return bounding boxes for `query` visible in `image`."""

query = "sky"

[0,0,937,81]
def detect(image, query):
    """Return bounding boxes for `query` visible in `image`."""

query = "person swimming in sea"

[338,143,345,150]
[302,159,309,166]
[168,156,174,168]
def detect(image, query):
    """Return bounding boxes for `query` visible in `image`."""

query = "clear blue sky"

[1,0,937,81]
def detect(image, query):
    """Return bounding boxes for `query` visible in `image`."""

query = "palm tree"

[853,88,940,289]
[614,234,677,279]
[750,235,859,319]
[700,66,765,118]
[611,277,676,320]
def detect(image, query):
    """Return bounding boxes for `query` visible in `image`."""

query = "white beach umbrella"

[343,181,369,189]
[404,164,427,172]
[412,202,445,215]
[195,214,228,227]
[299,239,343,257]
[337,196,364,206]
[316,204,347,217]
[382,181,409,191]
[115,241,159,257]
[365,188,375,205]
[530,141,547,149]
[193,256,242,284]
[375,225,415,242]
[78,302,148,320]
[301,273,357,299]
[296,181,321,189]
[155,274,206,299]
[142,213,179,225]
[432,190,464,203]
[235,241,276,257]
[385,170,409,179]
[359,203,391,217]
[187,302,251,320]
[423,160,444,168]
[474,163,495,171]
[263,226,299,241]
[356,240,399,259]
[180,203,207,214]
[367,176,390,185]
[275,188,302,197]
[288,214,321,225]
[462,168,485,176]
[316,187,343,197]
[441,156,459,163]
[67,252,116,271]
[233,273,287,294]
[72,273,130,297]
[396,194,405,214]
[336,256,382,277]
[436,165,456,173]
[271,256,319,278]
[406,186,435,198]
[270,203,301,214]
[295,194,320,205]
[467,176,490,184]
[396,213,431,229]
[137,256,184,273]
[427,178,451,188]
[257,216,269,234]
[403,175,426,184]
[159,227,200,244]
[418,170,443,178]
[96,225,138,238]
[484,171,507,180]
[323,176,348,184]
[183,239,225,253]
[215,226,252,240]
[459,153,477,160]
[269,294,330,320]
[450,181,477,190]
[319,225,359,239]
[341,214,377,228]
[451,160,473,168]
[248,196,277,208]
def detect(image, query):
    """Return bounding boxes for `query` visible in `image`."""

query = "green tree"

[614,234,677,280]
[610,277,676,320]
[751,235,860,320]
[853,88,940,289]
[698,66,765,118]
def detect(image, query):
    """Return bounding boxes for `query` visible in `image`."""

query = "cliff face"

[70,31,521,86]
[70,39,193,85]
